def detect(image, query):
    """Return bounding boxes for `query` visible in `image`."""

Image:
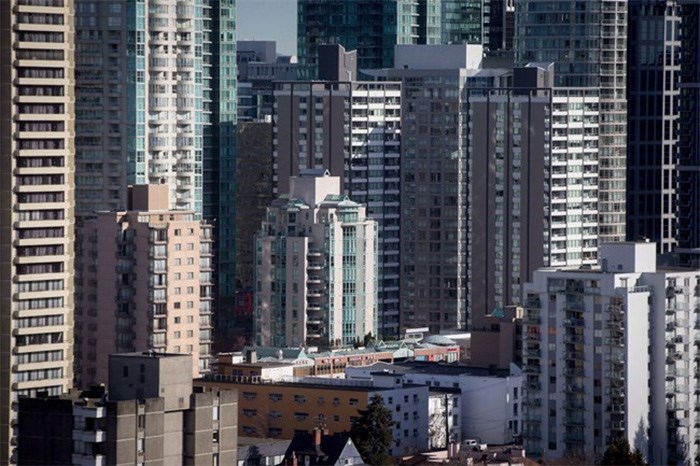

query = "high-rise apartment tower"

[515,0,628,243]
[0,0,76,462]
[74,0,238,355]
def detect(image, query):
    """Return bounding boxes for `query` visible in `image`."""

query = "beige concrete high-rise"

[80,185,214,386]
[0,0,75,462]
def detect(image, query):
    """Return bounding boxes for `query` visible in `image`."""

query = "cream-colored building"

[80,185,213,386]
[0,0,76,462]
[255,171,378,349]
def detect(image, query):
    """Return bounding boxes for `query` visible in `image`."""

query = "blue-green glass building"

[297,0,442,79]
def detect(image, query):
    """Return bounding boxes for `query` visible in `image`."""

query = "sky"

[237,0,298,56]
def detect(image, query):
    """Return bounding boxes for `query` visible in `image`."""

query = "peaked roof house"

[280,430,367,466]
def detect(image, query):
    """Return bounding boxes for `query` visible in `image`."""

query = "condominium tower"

[74,0,238,352]
[273,50,401,336]
[255,172,378,348]
[515,0,628,243]
[0,0,76,462]
[381,44,483,333]
[673,1,700,266]
[79,185,214,386]
[467,64,601,326]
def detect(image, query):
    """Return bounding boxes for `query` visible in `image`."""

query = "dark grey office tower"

[485,0,515,52]
[515,0,628,244]
[626,0,680,253]
[676,1,700,266]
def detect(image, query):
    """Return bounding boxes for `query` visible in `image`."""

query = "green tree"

[601,436,646,465]
[349,394,396,465]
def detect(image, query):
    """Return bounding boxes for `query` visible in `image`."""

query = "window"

[349,398,358,406]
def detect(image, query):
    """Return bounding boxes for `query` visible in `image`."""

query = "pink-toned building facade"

[80,185,213,387]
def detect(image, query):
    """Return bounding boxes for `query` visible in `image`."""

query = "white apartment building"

[1,0,76,462]
[522,241,700,464]
[255,171,378,349]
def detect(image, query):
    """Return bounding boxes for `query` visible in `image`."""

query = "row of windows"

[15,349,63,365]
[16,314,64,328]
[15,298,64,311]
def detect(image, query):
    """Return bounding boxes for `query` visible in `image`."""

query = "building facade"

[626,0,680,254]
[384,44,483,333]
[0,0,76,462]
[80,185,213,385]
[675,1,700,266]
[467,64,601,325]
[273,73,401,336]
[73,0,238,347]
[197,375,429,457]
[255,172,378,348]
[346,361,523,446]
[521,242,700,464]
[515,0,628,243]
[18,353,237,465]
[296,0,441,79]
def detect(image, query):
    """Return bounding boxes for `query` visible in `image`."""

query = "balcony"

[522,315,541,325]
[563,334,585,344]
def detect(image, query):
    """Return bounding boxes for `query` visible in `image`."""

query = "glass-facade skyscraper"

[515,0,628,244]
[675,0,700,266]
[297,0,443,79]
[626,0,680,254]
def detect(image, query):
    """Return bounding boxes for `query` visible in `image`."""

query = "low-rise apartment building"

[196,375,429,456]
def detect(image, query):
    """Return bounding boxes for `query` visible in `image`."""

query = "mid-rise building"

[515,0,628,243]
[467,64,601,324]
[521,242,700,464]
[18,353,237,465]
[0,1,76,461]
[255,172,378,348]
[272,62,401,336]
[80,185,213,385]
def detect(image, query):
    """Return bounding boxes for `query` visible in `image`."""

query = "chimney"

[313,427,322,447]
